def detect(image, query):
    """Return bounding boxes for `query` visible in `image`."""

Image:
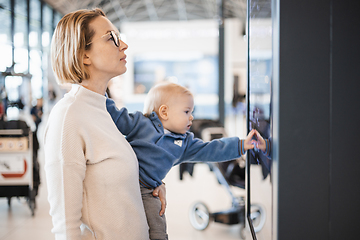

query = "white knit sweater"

[44,84,149,240]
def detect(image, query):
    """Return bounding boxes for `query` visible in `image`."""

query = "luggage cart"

[0,120,36,216]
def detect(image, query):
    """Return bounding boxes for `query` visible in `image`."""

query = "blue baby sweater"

[106,98,244,188]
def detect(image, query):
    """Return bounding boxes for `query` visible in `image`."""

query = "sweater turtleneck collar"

[69,84,106,109]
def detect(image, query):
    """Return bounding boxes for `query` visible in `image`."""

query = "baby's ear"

[158,105,168,120]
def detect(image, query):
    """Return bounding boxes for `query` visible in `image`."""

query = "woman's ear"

[158,105,168,120]
[83,53,91,66]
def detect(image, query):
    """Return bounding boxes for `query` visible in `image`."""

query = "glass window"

[42,3,52,50]
[29,0,41,49]
[41,3,53,87]
[0,0,12,72]
[246,0,273,239]
[0,0,60,115]
[54,11,62,30]
[14,0,28,73]
[29,0,42,99]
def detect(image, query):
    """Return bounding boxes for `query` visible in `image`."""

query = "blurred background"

[0,1,254,239]
[1,0,360,240]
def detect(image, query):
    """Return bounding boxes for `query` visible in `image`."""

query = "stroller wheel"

[189,202,211,230]
[250,203,266,233]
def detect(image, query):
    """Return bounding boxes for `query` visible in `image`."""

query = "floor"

[0,118,270,240]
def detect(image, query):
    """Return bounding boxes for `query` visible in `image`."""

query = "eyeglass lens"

[111,31,120,47]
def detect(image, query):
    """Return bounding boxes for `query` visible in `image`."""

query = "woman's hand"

[153,183,167,216]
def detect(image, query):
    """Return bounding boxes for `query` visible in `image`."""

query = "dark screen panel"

[275,0,330,239]
[330,0,360,238]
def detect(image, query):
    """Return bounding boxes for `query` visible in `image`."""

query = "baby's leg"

[140,186,168,240]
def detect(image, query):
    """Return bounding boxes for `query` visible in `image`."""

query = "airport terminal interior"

[2,0,359,239]
[0,0,273,239]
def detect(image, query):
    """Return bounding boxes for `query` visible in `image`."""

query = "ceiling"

[44,0,248,27]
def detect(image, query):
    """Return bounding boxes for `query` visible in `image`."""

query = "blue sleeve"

[179,132,242,163]
[262,138,272,158]
[105,97,141,136]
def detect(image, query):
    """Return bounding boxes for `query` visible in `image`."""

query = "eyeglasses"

[86,30,121,47]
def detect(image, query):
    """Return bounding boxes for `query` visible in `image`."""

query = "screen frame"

[246,0,273,239]
[245,0,258,238]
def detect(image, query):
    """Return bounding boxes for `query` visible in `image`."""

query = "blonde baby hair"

[143,82,193,117]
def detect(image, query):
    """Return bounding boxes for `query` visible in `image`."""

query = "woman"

[44,8,165,239]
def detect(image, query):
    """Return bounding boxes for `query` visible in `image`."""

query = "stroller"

[181,119,266,238]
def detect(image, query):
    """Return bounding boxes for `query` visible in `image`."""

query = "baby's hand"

[244,129,257,151]
[254,130,266,152]
[243,129,267,152]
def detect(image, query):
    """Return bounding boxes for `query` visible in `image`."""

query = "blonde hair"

[51,8,106,84]
[143,82,193,116]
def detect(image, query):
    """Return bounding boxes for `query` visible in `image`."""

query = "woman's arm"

[44,113,86,239]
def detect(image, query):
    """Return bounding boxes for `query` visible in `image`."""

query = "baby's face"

[165,94,194,134]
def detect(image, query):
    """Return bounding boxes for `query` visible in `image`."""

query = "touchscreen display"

[246,0,272,239]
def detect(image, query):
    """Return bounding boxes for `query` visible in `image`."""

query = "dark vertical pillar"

[218,0,225,125]
[40,0,45,98]
[272,0,360,239]
[273,0,331,239]
[52,8,56,33]
[40,0,43,49]
[330,0,360,239]
[10,0,14,67]
[27,0,30,72]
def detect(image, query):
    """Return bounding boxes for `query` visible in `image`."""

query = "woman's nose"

[119,40,128,51]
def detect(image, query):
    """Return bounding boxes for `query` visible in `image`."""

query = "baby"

[106,82,268,240]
